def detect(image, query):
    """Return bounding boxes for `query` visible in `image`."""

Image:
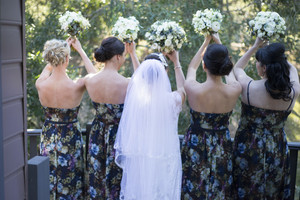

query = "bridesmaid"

[181,33,241,199]
[74,37,139,199]
[233,37,300,199]
[36,38,96,199]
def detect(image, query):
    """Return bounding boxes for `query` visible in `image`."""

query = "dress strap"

[247,80,253,106]
[286,87,295,111]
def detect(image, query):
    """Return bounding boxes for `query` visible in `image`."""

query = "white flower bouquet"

[145,20,187,53]
[112,16,140,42]
[192,8,223,36]
[249,11,286,39]
[59,11,90,37]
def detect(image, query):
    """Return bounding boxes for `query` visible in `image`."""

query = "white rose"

[151,43,158,49]
[254,23,262,31]
[267,31,274,37]
[211,22,220,32]
[165,39,172,47]
[258,32,264,38]
[249,20,255,26]
[132,32,137,40]
[145,32,151,38]
[177,43,182,49]
[167,34,173,39]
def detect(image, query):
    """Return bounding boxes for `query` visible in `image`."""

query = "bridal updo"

[94,37,125,62]
[203,44,233,76]
[255,43,292,101]
[43,39,70,67]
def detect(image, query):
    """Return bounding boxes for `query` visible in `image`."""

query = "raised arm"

[186,35,211,81]
[166,51,186,103]
[126,42,140,71]
[69,38,97,74]
[35,64,52,88]
[288,62,300,94]
[234,37,266,85]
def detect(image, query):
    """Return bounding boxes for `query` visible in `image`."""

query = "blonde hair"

[42,39,70,66]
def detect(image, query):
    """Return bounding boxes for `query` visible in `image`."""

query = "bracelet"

[174,65,182,69]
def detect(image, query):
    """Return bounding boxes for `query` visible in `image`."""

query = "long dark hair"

[255,43,292,101]
[203,44,233,76]
[94,37,125,62]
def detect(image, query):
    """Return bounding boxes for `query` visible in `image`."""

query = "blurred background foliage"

[26,0,300,141]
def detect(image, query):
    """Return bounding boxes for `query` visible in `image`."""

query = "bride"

[114,50,185,200]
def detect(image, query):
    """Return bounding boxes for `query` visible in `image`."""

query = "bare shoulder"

[184,79,200,93]
[228,81,242,94]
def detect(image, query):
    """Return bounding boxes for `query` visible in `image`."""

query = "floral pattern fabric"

[181,109,233,200]
[233,102,291,200]
[87,102,124,200]
[40,106,84,200]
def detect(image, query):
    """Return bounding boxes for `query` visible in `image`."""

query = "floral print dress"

[40,106,85,200]
[181,109,233,200]
[87,102,124,200]
[233,102,291,199]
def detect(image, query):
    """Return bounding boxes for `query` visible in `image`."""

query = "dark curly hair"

[94,37,125,62]
[203,44,233,76]
[255,43,292,101]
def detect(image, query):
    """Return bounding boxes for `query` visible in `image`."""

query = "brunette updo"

[94,37,125,62]
[42,39,70,66]
[203,44,233,76]
[255,43,292,101]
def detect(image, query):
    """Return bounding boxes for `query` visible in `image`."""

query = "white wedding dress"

[114,59,182,200]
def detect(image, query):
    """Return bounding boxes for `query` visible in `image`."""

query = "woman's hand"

[253,37,268,49]
[125,42,136,55]
[165,51,181,67]
[211,33,221,44]
[70,38,83,52]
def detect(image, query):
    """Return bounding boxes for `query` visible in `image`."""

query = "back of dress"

[87,102,124,200]
[233,80,293,199]
[40,106,84,199]
[181,109,233,199]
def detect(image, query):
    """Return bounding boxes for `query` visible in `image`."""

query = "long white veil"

[114,59,182,200]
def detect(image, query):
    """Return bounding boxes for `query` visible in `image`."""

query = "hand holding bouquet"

[249,11,286,40]
[59,11,90,37]
[192,8,223,36]
[112,16,140,43]
[145,20,187,53]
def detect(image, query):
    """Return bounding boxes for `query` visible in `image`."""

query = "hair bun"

[94,47,107,62]
[93,37,125,63]
[218,58,233,76]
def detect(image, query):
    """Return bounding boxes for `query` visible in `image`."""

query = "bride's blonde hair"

[42,39,70,66]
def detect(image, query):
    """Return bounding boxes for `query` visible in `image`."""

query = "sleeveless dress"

[233,80,294,199]
[40,106,85,200]
[87,102,124,200]
[181,109,233,200]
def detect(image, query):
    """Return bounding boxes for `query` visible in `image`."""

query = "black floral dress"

[40,106,84,200]
[181,109,233,200]
[87,102,124,200]
[233,102,291,199]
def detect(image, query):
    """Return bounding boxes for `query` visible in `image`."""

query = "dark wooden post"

[28,156,50,200]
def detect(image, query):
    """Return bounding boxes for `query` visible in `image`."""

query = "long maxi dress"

[40,106,85,200]
[181,109,234,200]
[233,80,294,200]
[87,102,124,200]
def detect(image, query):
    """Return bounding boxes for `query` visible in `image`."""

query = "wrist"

[174,64,181,69]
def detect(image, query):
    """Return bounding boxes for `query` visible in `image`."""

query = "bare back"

[241,79,299,111]
[85,70,129,104]
[186,81,241,113]
[36,75,85,109]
